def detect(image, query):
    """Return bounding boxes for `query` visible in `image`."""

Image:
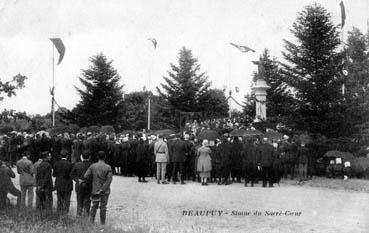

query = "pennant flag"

[340,1,346,28]
[230,43,255,53]
[148,38,157,48]
[235,86,240,93]
[50,38,65,65]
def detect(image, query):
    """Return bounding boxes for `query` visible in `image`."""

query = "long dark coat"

[135,141,149,177]
[214,140,232,177]
[242,142,258,177]
[53,159,73,192]
[36,160,53,193]
[231,139,243,173]
[257,143,275,167]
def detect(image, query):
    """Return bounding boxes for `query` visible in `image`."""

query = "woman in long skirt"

[196,140,212,185]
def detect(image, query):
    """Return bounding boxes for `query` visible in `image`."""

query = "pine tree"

[281,4,344,137]
[157,47,210,113]
[71,54,125,128]
[201,88,229,118]
[343,28,369,139]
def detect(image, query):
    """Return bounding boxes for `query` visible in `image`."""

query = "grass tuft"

[0,207,149,233]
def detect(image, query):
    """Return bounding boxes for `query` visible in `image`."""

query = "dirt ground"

[9,174,369,233]
[98,177,369,233]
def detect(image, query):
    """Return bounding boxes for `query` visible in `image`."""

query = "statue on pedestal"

[251,59,270,122]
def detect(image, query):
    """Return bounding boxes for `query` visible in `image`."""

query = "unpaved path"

[104,177,369,233]
[10,173,369,233]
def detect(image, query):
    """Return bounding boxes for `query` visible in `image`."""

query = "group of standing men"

[0,148,112,225]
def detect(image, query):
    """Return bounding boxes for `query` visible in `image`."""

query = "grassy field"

[0,208,149,233]
[281,177,369,193]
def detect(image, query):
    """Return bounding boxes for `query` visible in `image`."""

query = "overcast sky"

[0,0,368,114]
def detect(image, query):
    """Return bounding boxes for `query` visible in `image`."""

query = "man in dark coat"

[119,137,130,176]
[70,150,92,217]
[0,160,21,208]
[135,138,149,182]
[35,152,54,211]
[257,138,275,188]
[53,150,73,213]
[183,134,194,181]
[297,142,310,183]
[127,137,137,177]
[71,134,84,164]
[242,138,258,187]
[106,136,116,175]
[171,136,187,184]
[216,135,232,185]
[231,137,243,183]
[166,135,176,182]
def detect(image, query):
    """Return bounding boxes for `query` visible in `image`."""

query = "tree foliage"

[201,88,229,118]
[69,54,125,128]
[281,4,344,137]
[157,47,228,126]
[343,27,369,140]
[0,74,27,101]
[122,91,176,130]
[157,47,211,113]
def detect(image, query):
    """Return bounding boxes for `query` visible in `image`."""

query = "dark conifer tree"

[281,4,344,137]
[71,53,125,128]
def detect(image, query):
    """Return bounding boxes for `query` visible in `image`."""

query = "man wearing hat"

[35,152,54,210]
[257,138,275,187]
[53,150,73,213]
[166,134,176,182]
[171,135,187,184]
[16,153,35,208]
[154,134,169,184]
[70,150,92,217]
[216,134,232,185]
[84,151,113,225]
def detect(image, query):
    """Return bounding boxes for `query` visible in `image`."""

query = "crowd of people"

[0,129,314,225]
[184,116,248,135]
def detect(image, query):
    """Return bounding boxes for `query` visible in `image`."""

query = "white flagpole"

[147,42,153,131]
[52,43,55,127]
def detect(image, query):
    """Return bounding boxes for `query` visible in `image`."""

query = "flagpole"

[148,94,151,130]
[52,43,55,127]
[147,43,153,131]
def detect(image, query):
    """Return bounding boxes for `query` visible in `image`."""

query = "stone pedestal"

[251,78,270,122]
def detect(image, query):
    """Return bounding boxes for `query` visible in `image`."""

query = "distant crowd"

[0,129,316,225]
[184,116,248,135]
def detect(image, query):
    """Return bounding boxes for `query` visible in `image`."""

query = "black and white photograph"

[0,0,368,232]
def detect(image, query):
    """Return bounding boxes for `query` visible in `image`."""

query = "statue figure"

[252,60,265,79]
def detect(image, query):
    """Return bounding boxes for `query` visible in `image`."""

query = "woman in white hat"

[196,140,212,185]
